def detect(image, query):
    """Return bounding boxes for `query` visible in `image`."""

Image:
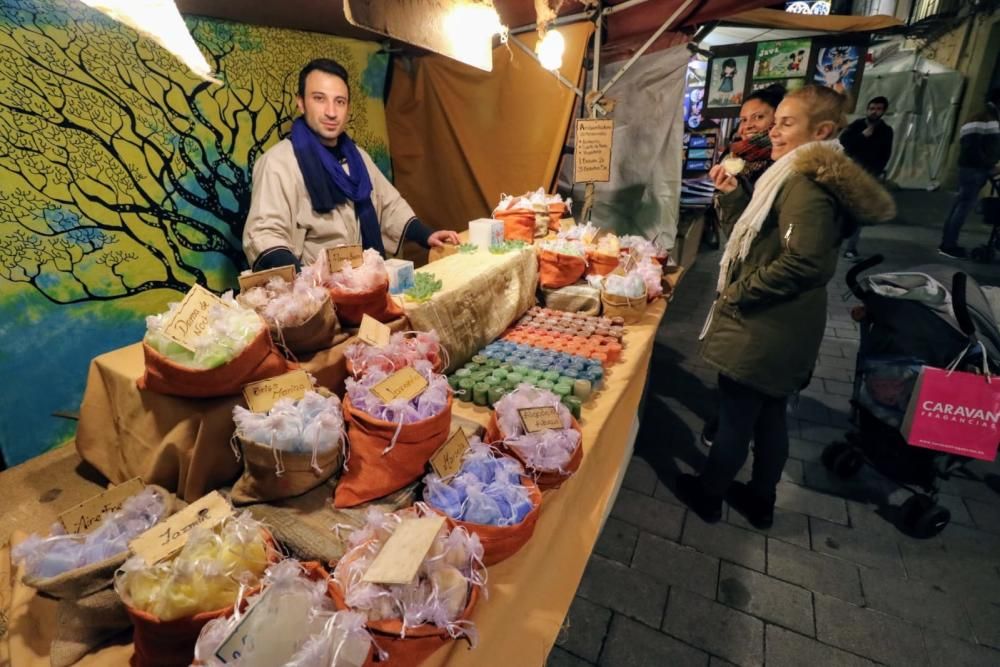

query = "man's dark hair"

[988,88,1000,106]
[744,83,785,110]
[298,58,351,98]
[868,96,889,109]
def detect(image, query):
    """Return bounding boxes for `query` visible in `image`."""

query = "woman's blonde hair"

[785,85,850,133]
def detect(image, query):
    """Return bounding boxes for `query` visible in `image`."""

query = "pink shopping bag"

[902,366,1000,461]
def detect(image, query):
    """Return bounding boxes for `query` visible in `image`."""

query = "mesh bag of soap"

[334,360,452,508]
[12,486,184,667]
[538,239,588,289]
[237,271,341,355]
[139,291,293,397]
[330,507,486,665]
[314,249,404,327]
[422,436,542,565]
[345,329,447,377]
[493,193,538,243]
[193,559,373,667]
[230,389,346,505]
[485,384,584,490]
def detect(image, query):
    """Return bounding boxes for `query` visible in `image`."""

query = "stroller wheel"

[901,494,951,538]
[821,442,862,477]
[972,245,995,263]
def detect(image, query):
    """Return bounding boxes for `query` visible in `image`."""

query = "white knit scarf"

[716,140,843,293]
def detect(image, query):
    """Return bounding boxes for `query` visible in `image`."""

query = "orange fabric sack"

[334,395,453,508]
[328,274,404,328]
[486,413,584,490]
[547,202,567,233]
[494,209,536,243]
[428,475,543,566]
[137,328,294,398]
[585,250,620,277]
[328,565,480,667]
[538,249,587,289]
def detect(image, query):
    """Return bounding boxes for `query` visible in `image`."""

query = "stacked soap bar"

[503,307,626,367]
[448,346,604,418]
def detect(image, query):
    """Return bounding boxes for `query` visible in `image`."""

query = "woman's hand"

[428,230,461,247]
[709,164,739,194]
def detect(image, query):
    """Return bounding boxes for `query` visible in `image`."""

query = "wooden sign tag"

[362,516,446,585]
[237,265,296,292]
[58,477,145,535]
[242,370,314,414]
[161,284,226,351]
[430,428,470,478]
[326,244,364,271]
[358,314,392,348]
[519,406,564,433]
[371,367,429,404]
[129,491,232,565]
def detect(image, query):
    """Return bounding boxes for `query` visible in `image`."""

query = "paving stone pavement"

[548,191,1000,665]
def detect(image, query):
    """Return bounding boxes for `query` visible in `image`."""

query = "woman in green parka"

[677,86,896,527]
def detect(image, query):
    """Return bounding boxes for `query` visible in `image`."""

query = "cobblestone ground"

[548,190,1000,666]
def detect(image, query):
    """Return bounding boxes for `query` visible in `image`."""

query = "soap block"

[385,258,415,294]
[468,218,504,248]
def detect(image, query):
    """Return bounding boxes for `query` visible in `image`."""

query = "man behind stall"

[839,95,894,260]
[243,58,457,271]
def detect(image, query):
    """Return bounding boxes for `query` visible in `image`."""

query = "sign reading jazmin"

[161,284,227,351]
[129,491,232,565]
[242,370,315,413]
[574,119,614,183]
[430,428,470,478]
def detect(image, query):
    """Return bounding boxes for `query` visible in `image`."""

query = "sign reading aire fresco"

[574,119,614,183]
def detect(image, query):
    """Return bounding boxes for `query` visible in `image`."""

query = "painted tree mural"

[0,0,391,464]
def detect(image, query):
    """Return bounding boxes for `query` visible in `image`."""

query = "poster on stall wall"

[810,41,868,111]
[751,78,804,94]
[753,39,812,81]
[683,59,708,130]
[706,50,751,113]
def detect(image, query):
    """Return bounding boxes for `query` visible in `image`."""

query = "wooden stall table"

[74,320,407,501]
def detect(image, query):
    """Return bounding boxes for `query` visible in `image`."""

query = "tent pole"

[599,0,698,97]
[509,36,585,98]
[582,0,604,224]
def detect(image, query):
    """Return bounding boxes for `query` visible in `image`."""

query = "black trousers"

[700,374,789,499]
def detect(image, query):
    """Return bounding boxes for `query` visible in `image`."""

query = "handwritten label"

[161,284,226,351]
[612,253,637,277]
[519,406,564,433]
[358,314,392,348]
[362,516,446,585]
[242,370,314,414]
[574,119,614,183]
[430,428,470,478]
[370,367,429,404]
[237,265,296,292]
[58,477,145,535]
[129,491,232,565]
[326,244,364,270]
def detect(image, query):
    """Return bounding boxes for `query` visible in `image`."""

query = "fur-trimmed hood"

[793,141,896,224]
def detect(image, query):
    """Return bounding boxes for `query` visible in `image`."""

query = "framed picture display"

[753,39,812,83]
[807,38,869,112]
[705,45,755,118]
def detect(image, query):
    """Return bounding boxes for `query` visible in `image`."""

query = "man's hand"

[428,230,460,247]
[862,125,875,138]
[709,164,738,194]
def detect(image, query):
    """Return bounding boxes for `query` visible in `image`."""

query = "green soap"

[473,382,490,406]
[506,372,524,386]
[525,369,543,380]
[513,365,531,376]
[483,376,500,388]
[470,371,489,383]
[492,369,508,381]
[543,370,561,382]
[488,386,506,407]
[484,358,501,369]
[463,362,480,372]
[454,368,471,378]
[448,375,462,390]
[472,354,489,365]
[458,378,476,402]
[498,363,513,373]
[562,395,583,419]
[538,380,555,391]
[553,384,572,397]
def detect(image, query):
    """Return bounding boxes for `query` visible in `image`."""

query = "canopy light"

[536,28,565,71]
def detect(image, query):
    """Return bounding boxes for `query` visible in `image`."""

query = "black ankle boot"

[676,474,723,523]
[727,481,775,529]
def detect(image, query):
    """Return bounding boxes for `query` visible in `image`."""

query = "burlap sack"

[601,288,648,324]
[271,294,345,355]
[246,481,417,564]
[494,209,536,243]
[229,436,344,506]
[21,485,184,667]
[486,414,584,490]
[328,275,405,328]
[540,284,601,316]
[137,328,294,398]
[538,250,587,290]
[585,250,620,277]
[334,395,453,508]
[547,202,567,233]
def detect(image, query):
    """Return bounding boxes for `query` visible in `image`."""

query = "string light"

[443,2,508,71]
[536,28,565,71]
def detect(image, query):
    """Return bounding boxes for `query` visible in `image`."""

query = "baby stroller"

[822,255,1000,537]
[971,174,1000,263]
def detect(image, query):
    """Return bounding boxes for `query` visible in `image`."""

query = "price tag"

[518,406,564,433]
[370,367,429,404]
[160,284,226,351]
[326,244,364,270]
[242,370,314,414]
[362,516,446,585]
[237,265,296,292]
[129,491,232,565]
[358,314,392,348]
[58,477,145,534]
[430,428,470,478]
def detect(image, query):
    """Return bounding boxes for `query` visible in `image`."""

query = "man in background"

[839,95,894,260]
[938,87,1000,260]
